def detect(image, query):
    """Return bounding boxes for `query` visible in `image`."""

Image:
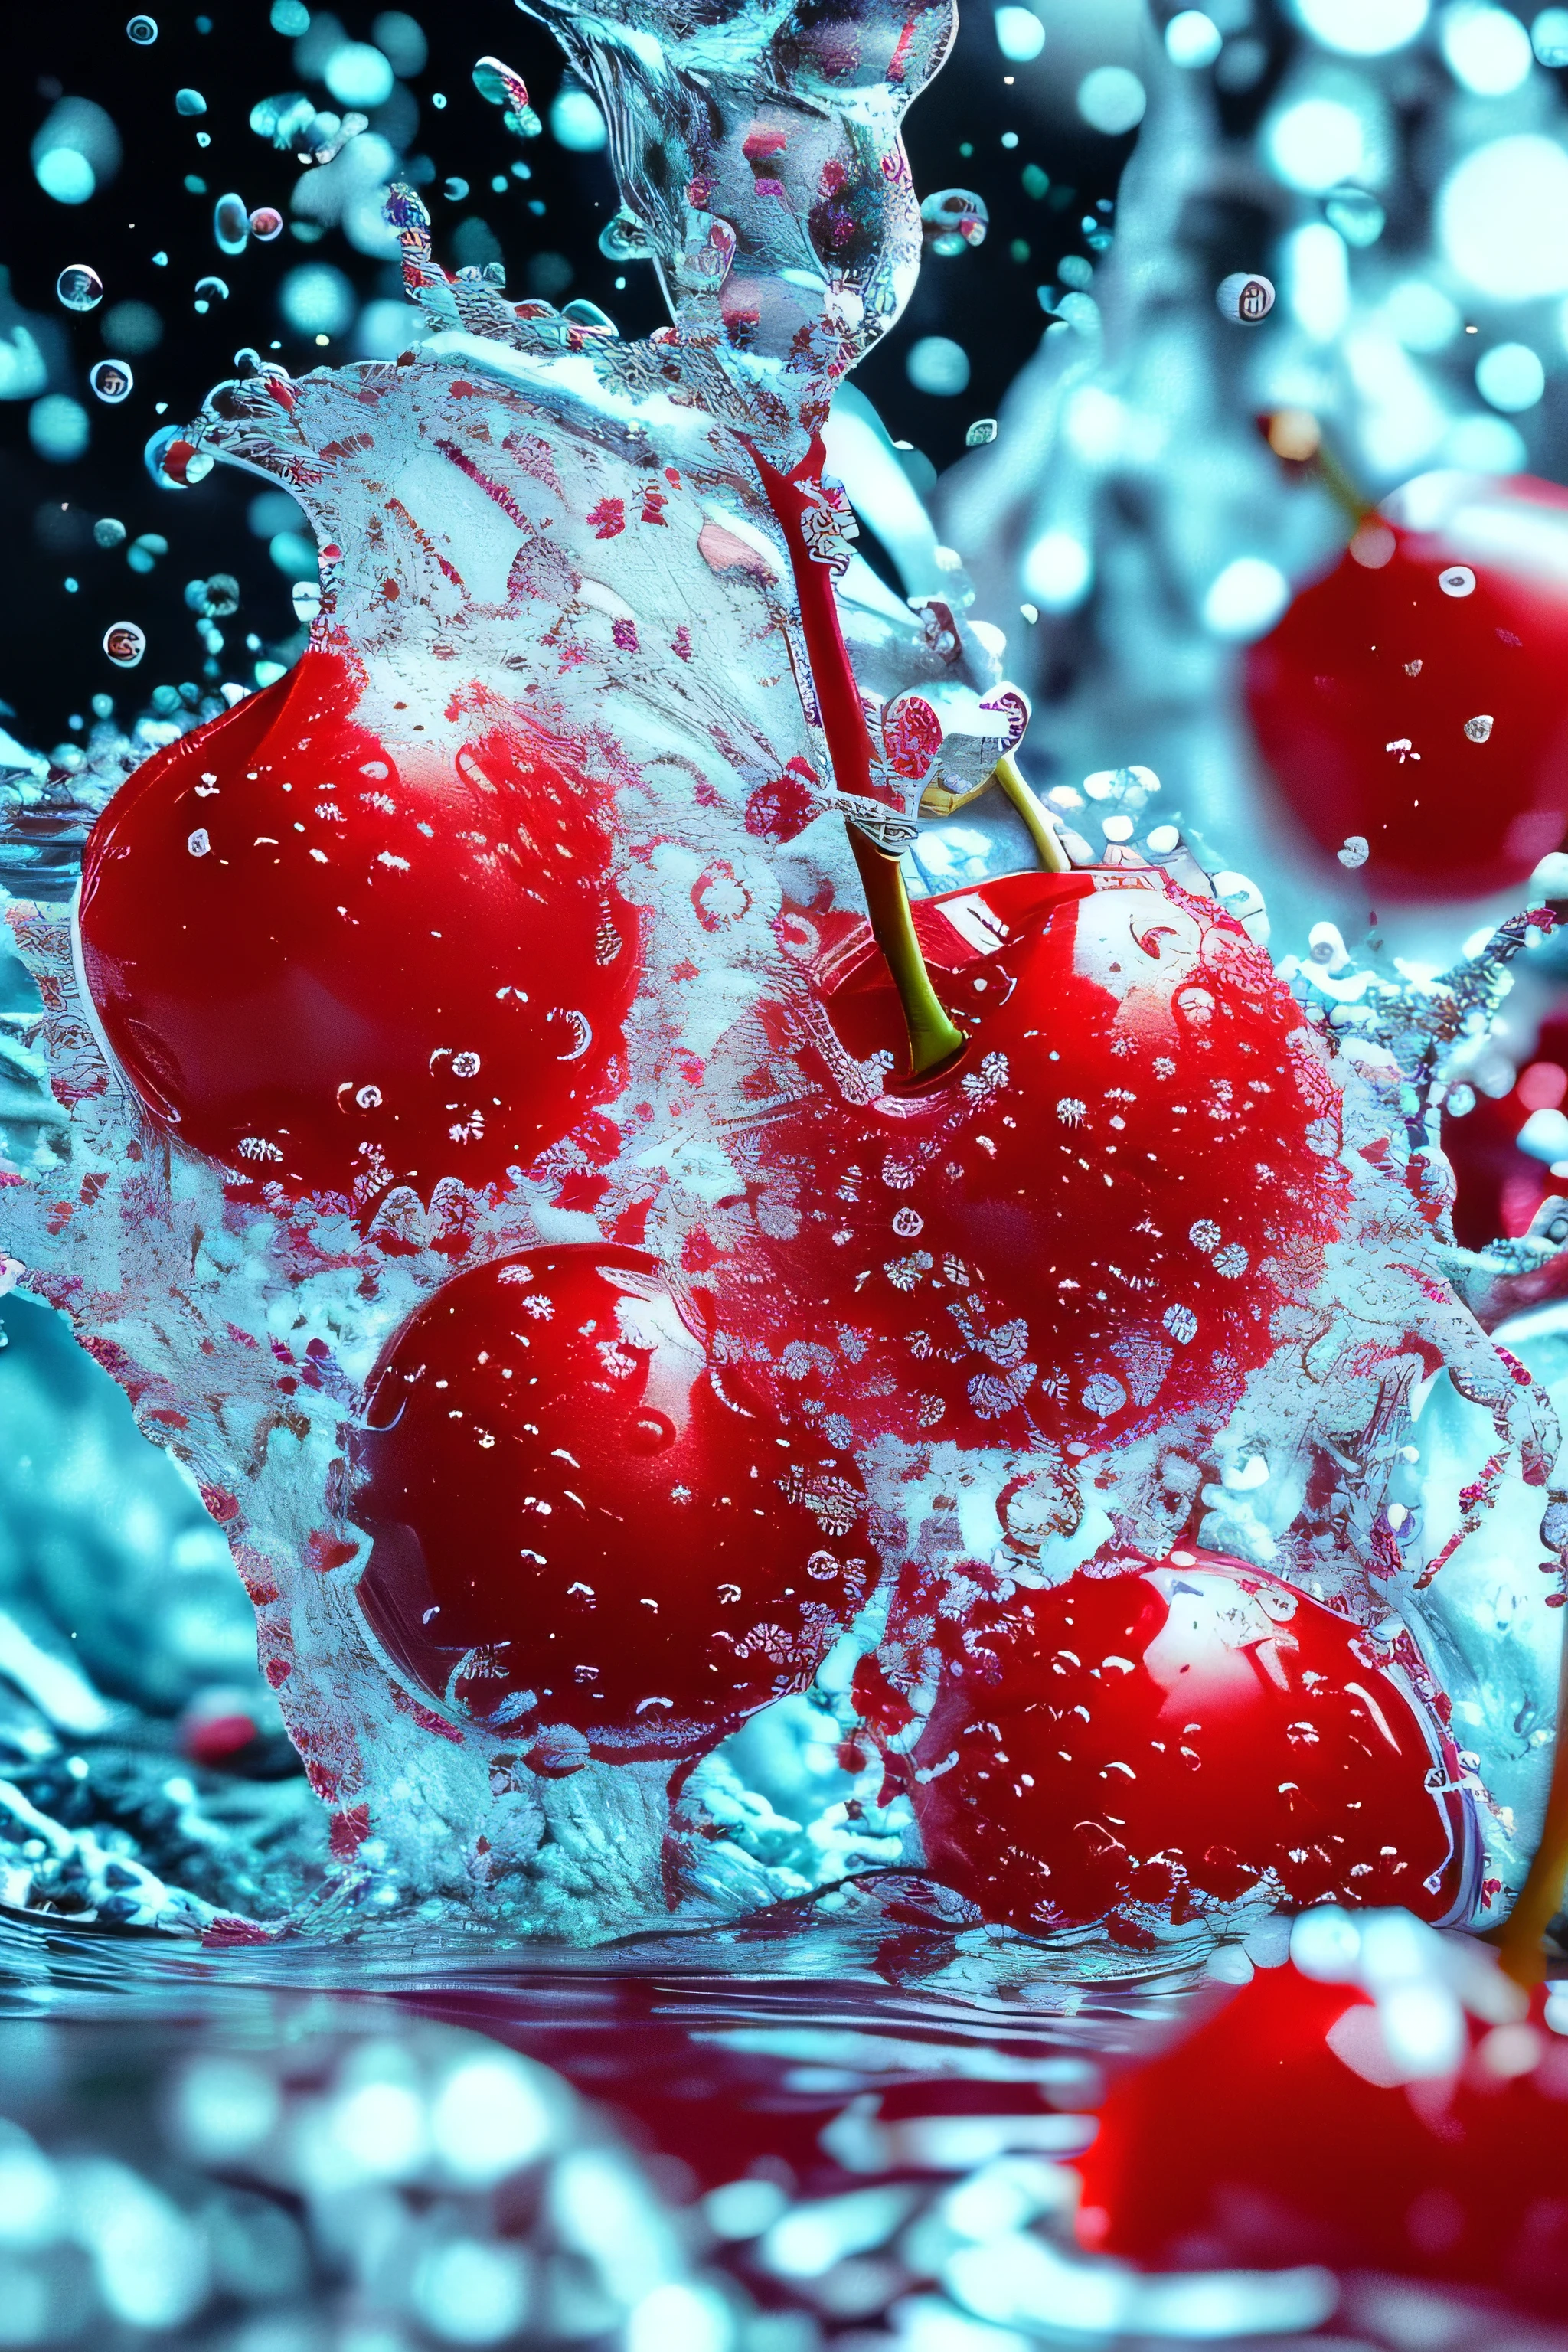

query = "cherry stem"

[846,823,965,1078]
[993,750,1071,874]
[1315,439,1374,532]
[1497,1627,1568,1988]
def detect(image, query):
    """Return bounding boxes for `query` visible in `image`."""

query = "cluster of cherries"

[74,473,1514,1931]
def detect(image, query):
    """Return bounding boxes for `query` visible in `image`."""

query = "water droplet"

[1216,271,1276,322]
[89,358,133,404]
[186,826,211,856]
[175,88,207,117]
[965,417,999,446]
[57,264,104,312]
[94,517,126,548]
[292,580,322,624]
[1465,713,1494,742]
[1446,1083,1477,1116]
[444,177,470,201]
[599,207,656,263]
[214,194,249,255]
[103,622,146,668]
[1338,835,1370,868]
[194,275,230,308]
[248,207,283,243]
[126,13,158,39]
[145,426,212,488]
[1439,564,1477,598]
[1324,184,1384,247]
[920,188,989,256]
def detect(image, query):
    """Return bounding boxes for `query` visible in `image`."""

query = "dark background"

[0,0,1289,757]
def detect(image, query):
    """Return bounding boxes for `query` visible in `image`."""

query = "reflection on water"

[0,1913,1562,2348]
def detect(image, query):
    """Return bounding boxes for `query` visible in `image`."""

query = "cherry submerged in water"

[348,1245,870,1763]
[77,646,637,1206]
[861,1546,1471,1936]
[720,866,1345,1455]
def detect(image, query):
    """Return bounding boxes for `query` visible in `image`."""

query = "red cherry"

[861,1546,1472,1934]
[720,867,1344,1454]
[77,645,638,1205]
[346,1245,871,1762]
[1247,474,1568,897]
[1076,1956,1568,2296]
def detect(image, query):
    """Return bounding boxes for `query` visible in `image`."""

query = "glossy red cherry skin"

[1076,1959,1568,2298]
[720,867,1344,1455]
[77,645,638,1206]
[1246,473,1568,897]
[346,1246,870,1762]
[859,1545,1472,1934]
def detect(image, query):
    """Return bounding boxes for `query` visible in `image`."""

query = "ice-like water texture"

[0,0,1563,1945]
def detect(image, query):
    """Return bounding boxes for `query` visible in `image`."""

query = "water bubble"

[550,87,607,152]
[1439,564,1477,597]
[279,263,355,338]
[474,56,541,137]
[1165,8,1223,65]
[920,188,989,256]
[145,426,212,488]
[270,0,309,28]
[175,89,207,117]
[1535,6,1568,64]
[292,580,322,623]
[103,622,146,668]
[965,417,999,446]
[128,531,169,569]
[249,207,284,242]
[1464,713,1495,742]
[30,394,90,462]
[1325,184,1385,246]
[1447,1082,1478,1115]
[57,264,104,312]
[599,208,655,262]
[325,43,393,109]
[1216,270,1276,322]
[1338,835,1370,867]
[907,335,971,395]
[995,5,1046,60]
[214,194,250,255]
[94,517,127,547]
[1442,2,1533,93]
[374,11,428,76]
[126,13,158,38]
[1077,65,1147,132]
[204,573,240,617]
[101,299,162,354]
[444,177,470,201]
[1476,341,1545,412]
[90,358,134,404]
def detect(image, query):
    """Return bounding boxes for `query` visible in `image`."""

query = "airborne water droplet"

[89,358,133,404]
[214,194,250,256]
[57,264,104,312]
[920,188,989,256]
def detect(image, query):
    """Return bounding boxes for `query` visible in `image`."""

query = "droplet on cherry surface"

[347,1246,870,1761]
